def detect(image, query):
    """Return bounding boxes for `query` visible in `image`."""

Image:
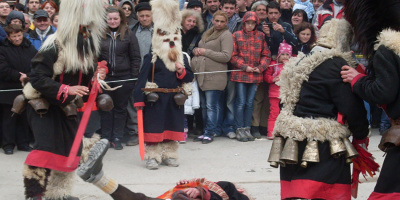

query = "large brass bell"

[11,94,27,114]
[301,140,320,168]
[28,98,50,115]
[174,93,188,106]
[146,92,159,103]
[343,137,359,164]
[96,94,114,111]
[329,138,346,158]
[268,136,285,168]
[62,103,77,118]
[75,96,84,108]
[280,138,298,165]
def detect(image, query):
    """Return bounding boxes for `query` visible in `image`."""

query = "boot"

[236,128,248,142]
[244,127,255,141]
[146,159,159,170]
[251,126,262,139]
[77,139,109,182]
[113,138,123,150]
[162,158,179,167]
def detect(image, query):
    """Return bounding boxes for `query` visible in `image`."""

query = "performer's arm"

[330,59,369,140]
[29,47,77,105]
[133,54,152,107]
[178,55,194,83]
[352,46,400,105]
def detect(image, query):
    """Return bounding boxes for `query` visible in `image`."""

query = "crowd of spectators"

[0,0,391,154]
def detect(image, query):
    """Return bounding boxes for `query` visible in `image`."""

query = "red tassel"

[351,138,380,198]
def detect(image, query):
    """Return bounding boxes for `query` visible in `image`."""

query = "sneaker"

[267,132,274,140]
[113,138,123,150]
[163,158,179,167]
[202,136,213,144]
[179,131,187,144]
[77,139,109,182]
[227,132,236,139]
[126,135,139,146]
[193,135,204,142]
[244,127,255,141]
[146,159,159,170]
[236,128,248,142]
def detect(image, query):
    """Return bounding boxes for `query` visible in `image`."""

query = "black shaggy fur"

[24,166,51,198]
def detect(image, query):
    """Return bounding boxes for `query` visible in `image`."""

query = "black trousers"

[1,104,30,149]
[99,75,135,140]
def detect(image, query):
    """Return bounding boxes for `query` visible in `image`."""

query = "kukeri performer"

[341,0,400,199]
[268,18,377,200]
[133,0,194,170]
[20,0,111,199]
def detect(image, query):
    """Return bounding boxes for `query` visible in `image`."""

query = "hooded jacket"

[230,11,271,84]
[119,0,138,26]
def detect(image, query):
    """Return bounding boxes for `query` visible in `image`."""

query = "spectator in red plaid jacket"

[230,11,271,142]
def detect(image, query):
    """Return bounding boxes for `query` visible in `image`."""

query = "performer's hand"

[176,179,189,185]
[68,86,89,97]
[341,65,360,83]
[19,72,27,83]
[97,68,107,80]
[183,188,200,198]
[176,63,185,74]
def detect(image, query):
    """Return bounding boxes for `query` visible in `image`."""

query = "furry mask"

[40,0,107,74]
[317,19,353,52]
[150,0,184,72]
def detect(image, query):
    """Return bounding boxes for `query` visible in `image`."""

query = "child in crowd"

[264,41,292,139]
[230,11,271,142]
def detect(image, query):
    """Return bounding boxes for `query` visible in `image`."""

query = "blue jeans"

[234,82,258,128]
[200,90,223,137]
[364,101,371,125]
[222,80,236,134]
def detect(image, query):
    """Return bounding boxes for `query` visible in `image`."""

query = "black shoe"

[126,135,139,146]
[251,126,262,139]
[193,135,204,142]
[113,138,123,150]
[202,136,213,144]
[4,148,13,155]
[17,145,33,152]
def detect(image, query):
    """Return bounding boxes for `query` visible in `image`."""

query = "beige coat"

[191,28,233,91]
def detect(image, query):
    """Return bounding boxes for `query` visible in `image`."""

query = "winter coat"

[258,18,297,56]
[312,0,344,34]
[263,60,283,98]
[99,29,141,78]
[227,13,242,33]
[184,80,200,115]
[191,27,233,91]
[0,38,37,104]
[294,42,311,55]
[119,0,138,26]
[231,12,271,84]
[27,26,56,50]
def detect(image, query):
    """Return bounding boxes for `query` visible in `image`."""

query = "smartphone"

[263,22,273,29]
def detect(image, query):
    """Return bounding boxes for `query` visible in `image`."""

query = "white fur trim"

[80,134,101,164]
[23,164,48,187]
[144,143,162,163]
[274,49,356,142]
[44,170,76,199]
[375,29,400,56]
[144,81,159,95]
[160,141,179,160]
[23,82,41,100]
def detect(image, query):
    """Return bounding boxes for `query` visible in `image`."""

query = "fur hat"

[277,40,292,60]
[316,18,353,52]
[150,0,183,72]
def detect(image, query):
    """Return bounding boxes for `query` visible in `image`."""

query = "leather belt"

[142,88,181,93]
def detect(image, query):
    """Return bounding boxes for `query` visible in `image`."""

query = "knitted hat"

[277,40,292,59]
[187,0,203,9]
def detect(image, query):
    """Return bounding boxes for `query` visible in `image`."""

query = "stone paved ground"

[1,129,384,199]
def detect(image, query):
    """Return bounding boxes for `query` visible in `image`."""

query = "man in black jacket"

[259,1,297,56]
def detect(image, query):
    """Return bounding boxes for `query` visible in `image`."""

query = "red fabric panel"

[351,73,367,90]
[369,192,400,200]
[281,179,351,200]
[144,130,185,142]
[25,150,80,172]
